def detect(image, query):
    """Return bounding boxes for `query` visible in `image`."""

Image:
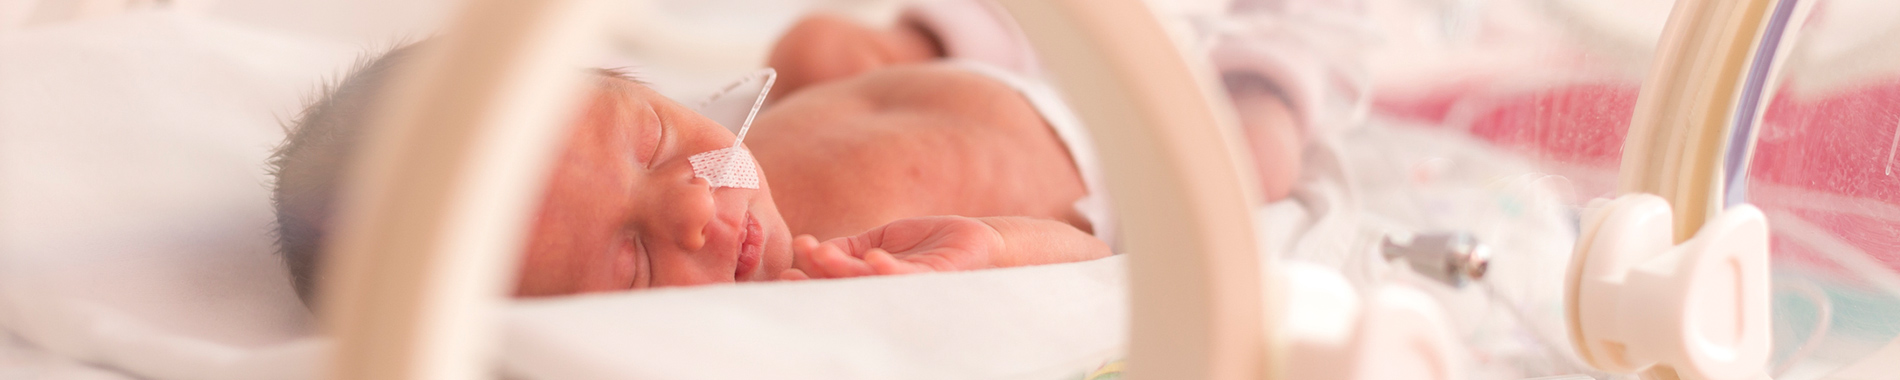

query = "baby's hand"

[779,216,1003,280]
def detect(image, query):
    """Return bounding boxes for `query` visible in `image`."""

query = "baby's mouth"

[734,212,764,280]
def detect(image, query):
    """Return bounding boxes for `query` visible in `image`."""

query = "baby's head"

[272,45,795,306]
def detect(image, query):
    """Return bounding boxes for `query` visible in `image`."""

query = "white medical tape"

[690,147,760,189]
[689,68,776,190]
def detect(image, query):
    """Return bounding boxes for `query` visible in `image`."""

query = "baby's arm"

[978,217,1113,268]
[766,13,941,100]
[780,216,1110,280]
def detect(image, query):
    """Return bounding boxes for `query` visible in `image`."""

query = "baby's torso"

[748,65,1091,240]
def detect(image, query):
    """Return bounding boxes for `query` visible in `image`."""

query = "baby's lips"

[733,212,765,279]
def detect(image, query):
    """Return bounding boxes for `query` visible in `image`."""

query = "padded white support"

[1566,194,1771,380]
[1279,263,1464,380]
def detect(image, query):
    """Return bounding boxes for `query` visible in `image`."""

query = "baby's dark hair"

[269,43,429,308]
[271,43,644,308]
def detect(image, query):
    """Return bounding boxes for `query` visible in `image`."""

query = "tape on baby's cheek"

[689,147,760,189]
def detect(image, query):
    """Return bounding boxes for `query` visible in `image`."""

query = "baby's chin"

[744,179,794,281]
[746,206,797,282]
[753,241,794,282]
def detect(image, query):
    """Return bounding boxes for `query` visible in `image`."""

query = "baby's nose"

[643,163,717,250]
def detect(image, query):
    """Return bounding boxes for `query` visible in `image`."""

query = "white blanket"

[504,256,1128,380]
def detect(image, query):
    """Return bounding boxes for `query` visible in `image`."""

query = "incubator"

[1,0,1897,379]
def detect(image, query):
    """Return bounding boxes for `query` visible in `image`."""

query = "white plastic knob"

[1566,194,1771,380]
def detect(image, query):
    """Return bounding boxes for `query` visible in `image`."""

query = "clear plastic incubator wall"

[1,0,1897,379]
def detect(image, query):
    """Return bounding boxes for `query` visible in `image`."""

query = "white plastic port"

[1566,194,1771,380]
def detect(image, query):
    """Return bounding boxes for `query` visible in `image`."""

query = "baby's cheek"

[516,223,582,296]
[761,238,796,281]
[515,179,623,295]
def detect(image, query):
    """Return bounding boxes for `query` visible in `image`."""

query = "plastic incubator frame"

[309,0,1798,379]
[1569,0,1803,379]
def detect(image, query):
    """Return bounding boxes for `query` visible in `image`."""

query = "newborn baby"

[274,57,1111,303]
[273,0,1306,304]
[273,39,1099,302]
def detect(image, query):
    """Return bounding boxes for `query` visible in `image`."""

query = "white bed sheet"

[0,10,357,378]
[504,256,1129,380]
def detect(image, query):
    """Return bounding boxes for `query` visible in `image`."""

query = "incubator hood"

[300,0,1900,378]
[4,0,1899,379]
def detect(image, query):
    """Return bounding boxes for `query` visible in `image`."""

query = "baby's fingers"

[865,249,926,275]
[778,269,811,281]
[812,243,876,278]
[796,236,859,279]
[791,234,884,279]
[790,235,827,276]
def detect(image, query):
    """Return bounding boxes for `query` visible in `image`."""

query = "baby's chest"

[767,124,1013,192]
[761,118,1084,211]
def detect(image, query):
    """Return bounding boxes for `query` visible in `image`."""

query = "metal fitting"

[1381,232,1491,287]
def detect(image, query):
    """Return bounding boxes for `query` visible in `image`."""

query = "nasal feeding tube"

[688,69,777,190]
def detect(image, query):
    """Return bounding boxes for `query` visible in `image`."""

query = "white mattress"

[504,256,1128,380]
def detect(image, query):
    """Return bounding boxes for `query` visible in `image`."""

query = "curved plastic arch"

[995,1,1270,379]
[1619,0,1799,238]
[1579,1,1801,379]
[315,0,614,379]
